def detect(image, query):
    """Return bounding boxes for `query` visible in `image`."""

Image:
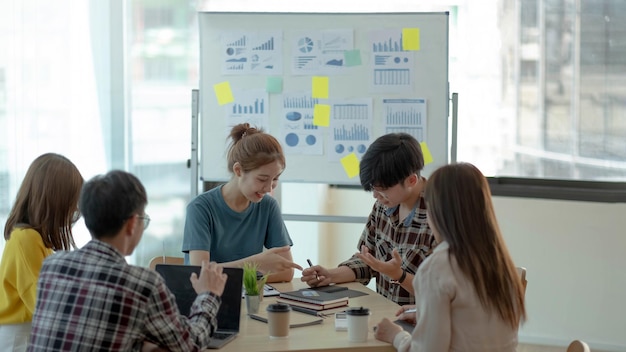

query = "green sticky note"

[266,76,283,93]
[402,28,420,51]
[213,81,234,105]
[340,153,360,179]
[420,142,433,165]
[344,49,362,67]
[312,76,329,99]
[313,104,330,127]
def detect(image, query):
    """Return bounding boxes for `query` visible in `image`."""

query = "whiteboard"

[199,12,449,185]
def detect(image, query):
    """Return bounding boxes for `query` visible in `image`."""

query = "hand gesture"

[254,246,303,274]
[373,317,403,343]
[190,260,227,296]
[300,265,332,287]
[356,245,404,280]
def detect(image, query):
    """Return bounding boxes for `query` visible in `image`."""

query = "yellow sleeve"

[14,229,51,314]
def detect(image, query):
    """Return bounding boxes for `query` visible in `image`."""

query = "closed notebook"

[279,288,349,306]
[275,296,348,311]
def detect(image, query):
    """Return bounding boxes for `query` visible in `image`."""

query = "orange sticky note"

[402,28,420,51]
[313,104,330,127]
[213,81,234,105]
[420,142,433,165]
[312,76,329,99]
[340,153,360,178]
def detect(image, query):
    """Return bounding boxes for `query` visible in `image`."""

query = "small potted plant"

[242,262,268,314]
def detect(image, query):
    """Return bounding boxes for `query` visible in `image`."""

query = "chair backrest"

[516,266,527,294]
[567,339,590,352]
[149,256,184,270]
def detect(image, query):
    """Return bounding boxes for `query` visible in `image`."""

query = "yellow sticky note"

[213,81,234,105]
[313,104,330,127]
[341,153,360,179]
[312,76,329,99]
[420,142,433,165]
[402,28,420,51]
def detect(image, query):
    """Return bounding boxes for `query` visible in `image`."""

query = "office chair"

[567,339,590,352]
[148,256,184,270]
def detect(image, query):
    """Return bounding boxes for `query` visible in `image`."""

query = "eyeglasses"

[137,214,151,230]
[370,185,390,199]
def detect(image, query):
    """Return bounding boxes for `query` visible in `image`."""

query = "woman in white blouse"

[373,162,526,352]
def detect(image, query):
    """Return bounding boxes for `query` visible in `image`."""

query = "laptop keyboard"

[212,332,233,340]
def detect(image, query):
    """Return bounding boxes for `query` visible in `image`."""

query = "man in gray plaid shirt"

[28,170,227,352]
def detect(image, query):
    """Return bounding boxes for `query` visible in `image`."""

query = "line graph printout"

[221,31,283,75]
[327,98,373,162]
[225,90,270,134]
[291,29,354,75]
[369,29,415,92]
[383,98,427,142]
[280,92,323,155]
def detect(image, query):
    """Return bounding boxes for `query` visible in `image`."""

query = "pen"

[402,308,417,314]
[306,259,320,281]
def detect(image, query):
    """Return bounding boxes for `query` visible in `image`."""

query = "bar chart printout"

[383,98,427,142]
[368,29,414,92]
[221,31,283,74]
[226,90,270,132]
[327,99,373,162]
[280,92,323,155]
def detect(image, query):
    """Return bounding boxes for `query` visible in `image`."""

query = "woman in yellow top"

[0,153,83,351]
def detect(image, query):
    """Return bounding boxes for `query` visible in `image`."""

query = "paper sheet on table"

[249,310,324,328]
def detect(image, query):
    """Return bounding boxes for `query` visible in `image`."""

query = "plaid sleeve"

[338,205,379,285]
[144,280,220,352]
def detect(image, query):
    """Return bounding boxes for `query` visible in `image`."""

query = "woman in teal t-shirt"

[183,123,302,282]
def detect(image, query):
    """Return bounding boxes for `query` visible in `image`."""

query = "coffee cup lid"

[267,303,291,312]
[345,306,370,316]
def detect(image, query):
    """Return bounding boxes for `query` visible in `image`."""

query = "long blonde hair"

[4,153,83,250]
[424,162,526,327]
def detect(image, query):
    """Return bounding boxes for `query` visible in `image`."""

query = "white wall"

[314,188,626,351]
[494,196,626,351]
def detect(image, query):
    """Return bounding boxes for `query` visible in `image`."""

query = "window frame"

[487,177,626,203]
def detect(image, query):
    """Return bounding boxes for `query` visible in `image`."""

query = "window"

[487,0,626,200]
[0,0,198,264]
[128,0,200,265]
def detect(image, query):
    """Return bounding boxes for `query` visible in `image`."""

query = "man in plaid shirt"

[28,170,227,351]
[301,133,437,306]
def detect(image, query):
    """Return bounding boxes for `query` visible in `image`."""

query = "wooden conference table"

[217,281,399,352]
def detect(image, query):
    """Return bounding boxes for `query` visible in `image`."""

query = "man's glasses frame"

[137,214,151,230]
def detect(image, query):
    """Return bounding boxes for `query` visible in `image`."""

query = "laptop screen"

[155,264,243,332]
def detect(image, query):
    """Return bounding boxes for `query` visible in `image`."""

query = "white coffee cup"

[345,306,370,342]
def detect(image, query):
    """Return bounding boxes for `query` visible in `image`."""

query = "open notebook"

[155,264,243,349]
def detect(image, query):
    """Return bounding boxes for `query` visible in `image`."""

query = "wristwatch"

[391,269,407,284]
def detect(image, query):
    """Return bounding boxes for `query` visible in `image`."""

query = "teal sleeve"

[264,196,293,248]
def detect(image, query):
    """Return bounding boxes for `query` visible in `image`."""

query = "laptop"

[155,264,243,349]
